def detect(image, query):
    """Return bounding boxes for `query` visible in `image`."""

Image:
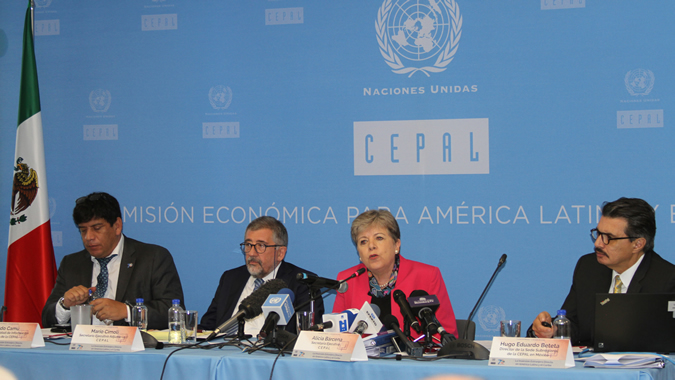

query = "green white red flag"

[5,2,57,325]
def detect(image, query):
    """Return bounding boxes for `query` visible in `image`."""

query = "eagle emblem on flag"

[10,157,39,224]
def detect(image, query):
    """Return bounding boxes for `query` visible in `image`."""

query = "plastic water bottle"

[168,299,185,344]
[552,309,571,339]
[131,298,148,331]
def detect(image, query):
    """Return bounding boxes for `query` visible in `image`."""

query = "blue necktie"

[93,254,117,299]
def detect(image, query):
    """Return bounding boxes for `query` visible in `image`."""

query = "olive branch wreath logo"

[376,0,462,77]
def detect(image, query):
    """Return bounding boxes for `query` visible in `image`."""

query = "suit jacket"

[333,255,458,338]
[561,250,675,346]
[199,261,324,334]
[42,236,185,330]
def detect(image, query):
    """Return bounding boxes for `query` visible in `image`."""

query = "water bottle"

[168,299,185,344]
[552,309,570,339]
[131,298,148,331]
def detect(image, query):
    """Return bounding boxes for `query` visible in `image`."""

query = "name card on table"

[489,337,574,369]
[0,323,44,348]
[292,331,367,362]
[70,325,144,352]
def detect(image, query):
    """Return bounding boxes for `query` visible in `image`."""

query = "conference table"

[0,338,673,380]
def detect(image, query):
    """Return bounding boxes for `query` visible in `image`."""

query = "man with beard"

[200,216,324,336]
[528,197,675,345]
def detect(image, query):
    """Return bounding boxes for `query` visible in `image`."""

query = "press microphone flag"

[259,288,295,338]
[349,301,383,335]
[322,309,358,333]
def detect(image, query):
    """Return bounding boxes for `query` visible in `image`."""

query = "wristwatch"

[58,297,70,310]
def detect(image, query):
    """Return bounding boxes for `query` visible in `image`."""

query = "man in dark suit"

[42,192,184,330]
[529,197,675,345]
[200,216,324,336]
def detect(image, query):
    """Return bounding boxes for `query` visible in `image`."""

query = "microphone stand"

[438,254,507,360]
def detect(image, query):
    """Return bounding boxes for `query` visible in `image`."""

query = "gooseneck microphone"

[438,254,507,360]
[207,278,287,340]
[293,268,367,312]
[393,289,422,334]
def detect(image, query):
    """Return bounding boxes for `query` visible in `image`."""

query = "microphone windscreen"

[371,304,381,317]
[277,287,296,303]
[337,282,348,294]
[240,278,288,318]
[382,315,399,329]
[409,289,428,298]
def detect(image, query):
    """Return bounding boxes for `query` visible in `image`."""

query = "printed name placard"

[489,337,574,368]
[0,323,44,348]
[292,331,367,362]
[70,325,144,352]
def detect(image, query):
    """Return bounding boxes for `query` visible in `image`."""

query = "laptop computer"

[594,293,675,353]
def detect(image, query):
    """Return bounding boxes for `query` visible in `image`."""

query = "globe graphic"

[387,0,452,61]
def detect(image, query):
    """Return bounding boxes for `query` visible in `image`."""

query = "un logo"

[89,89,111,113]
[209,85,233,110]
[35,0,52,8]
[376,0,462,77]
[625,69,654,96]
[476,305,505,332]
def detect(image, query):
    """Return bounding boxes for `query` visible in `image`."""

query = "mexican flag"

[5,2,57,324]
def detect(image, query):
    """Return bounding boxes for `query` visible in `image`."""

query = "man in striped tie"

[200,216,324,337]
[42,192,185,330]
[528,197,675,346]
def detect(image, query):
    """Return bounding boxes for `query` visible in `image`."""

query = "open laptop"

[594,293,675,353]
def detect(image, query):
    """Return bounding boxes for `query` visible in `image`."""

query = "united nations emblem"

[625,69,654,96]
[209,85,233,110]
[35,0,52,8]
[476,305,505,332]
[10,157,39,225]
[89,89,112,113]
[376,0,462,77]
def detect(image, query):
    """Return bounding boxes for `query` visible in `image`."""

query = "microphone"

[393,289,422,334]
[349,302,383,335]
[322,309,358,333]
[383,315,424,357]
[259,288,295,338]
[308,321,333,331]
[408,290,454,345]
[296,273,348,293]
[438,254,507,360]
[207,278,287,340]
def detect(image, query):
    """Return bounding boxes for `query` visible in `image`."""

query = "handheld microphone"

[308,321,333,331]
[322,309,358,333]
[438,254,507,360]
[393,289,422,334]
[207,278,287,340]
[349,302,383,335]
[409,290,454,345]
[383,315,424,357]
[259,288,295,338]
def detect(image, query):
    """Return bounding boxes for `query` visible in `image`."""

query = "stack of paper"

[581,353,665,369]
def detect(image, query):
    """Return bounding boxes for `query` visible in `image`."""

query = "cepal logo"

[625,68,654,96]
[89,89,111,113]
[209,85,233,110]
[10,157,38,225]
[376,0,462,77]
[35,0,52,8]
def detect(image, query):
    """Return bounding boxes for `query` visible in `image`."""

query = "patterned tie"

[613,275,623,294]
[224,278,265,336]
[93,254,117,299]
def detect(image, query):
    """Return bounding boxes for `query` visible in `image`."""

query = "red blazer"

[333,255,458,338]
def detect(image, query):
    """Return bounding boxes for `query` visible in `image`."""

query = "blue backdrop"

[1,0,673,338]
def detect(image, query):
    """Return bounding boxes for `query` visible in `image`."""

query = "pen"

[541,321,552,328]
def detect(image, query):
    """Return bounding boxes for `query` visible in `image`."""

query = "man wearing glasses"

[200,216,324,336]
[42,192,185,329]
[528,197,675,345]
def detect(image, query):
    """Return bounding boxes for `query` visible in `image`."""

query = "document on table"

[580,353,666,369]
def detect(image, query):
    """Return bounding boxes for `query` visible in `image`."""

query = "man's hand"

[62,285,93,308]
[532,311,556,338]
[90,298,127,322]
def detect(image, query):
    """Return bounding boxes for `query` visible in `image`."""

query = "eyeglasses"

[239,242,284,255]
[590,228,637,245]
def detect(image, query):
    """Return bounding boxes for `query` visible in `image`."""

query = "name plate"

[489,337,574,368]
[0,323,44,348]
[70,325,144,352]
[292,331,367,362]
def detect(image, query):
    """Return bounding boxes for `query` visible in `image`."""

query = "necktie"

[225,278,265,336]
[94,254,117,299]
[613,275,623,294]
